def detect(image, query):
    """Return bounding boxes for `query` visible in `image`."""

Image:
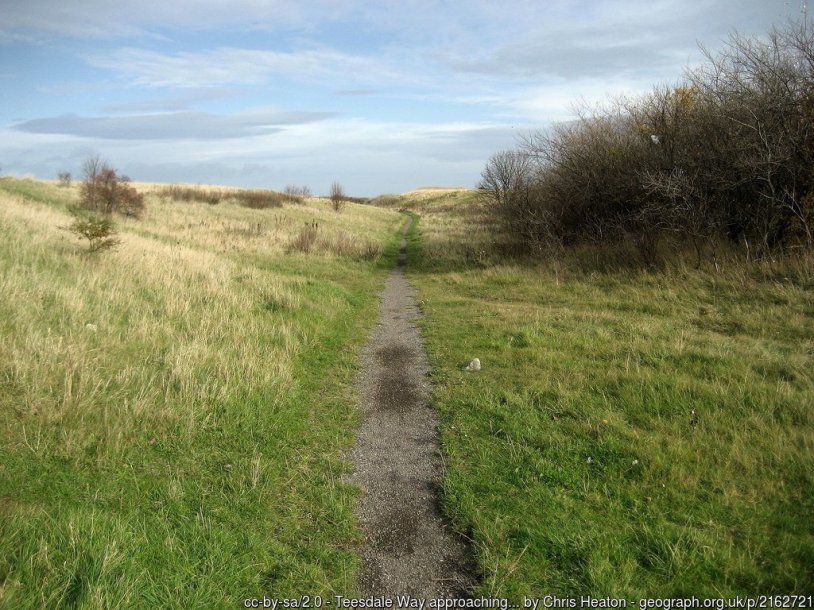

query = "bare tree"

[81,155,104,211]
[478,20,814,262]
[479,150,533,207]
[80,155,144,218]
[641,168,720,267]
[330,181,346,211]
[284,184,312,199]
[687,23,814,254]
[479,149,558,252]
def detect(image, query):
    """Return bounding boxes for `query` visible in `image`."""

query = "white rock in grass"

[85,323,98,332]
[465,357,481,371]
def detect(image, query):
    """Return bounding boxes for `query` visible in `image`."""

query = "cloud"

[84,46,407,89]
[0,0,797,54]
[12,108,334,140]
[449,29,684,81]
[100,88,243,113]
[1,117,523,195]
[434,0,790,83]
[1,0,800,196]
[0,0,363,38]
[334,89,378,97]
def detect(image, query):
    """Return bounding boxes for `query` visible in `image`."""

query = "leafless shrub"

[57,171,72,187]
[287,221,320,253]
[479,150,533,207]
[158,185,223,205]
[232,189,285,209]
[481,20,814,264]
[284,185,311,200]
[330,181,346,211]
[640,168,721,267]
[80,156,144,218]
[368,195,401,207]
[159,185,286,208]
[479,149,558,253]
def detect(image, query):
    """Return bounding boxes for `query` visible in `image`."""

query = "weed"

[288,221,320,253]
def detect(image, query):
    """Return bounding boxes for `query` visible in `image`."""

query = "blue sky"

[0,0,802,195]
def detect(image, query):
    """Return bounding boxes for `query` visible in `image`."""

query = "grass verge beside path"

[399,190,814,599]
[0,179,403,607]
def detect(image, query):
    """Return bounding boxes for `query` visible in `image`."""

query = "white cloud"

[1,117,520,194]
[1,0,800,195]
[12,107,334,140]
[84,46,410,89]
[0,0,362,38]
[100,88,243,113]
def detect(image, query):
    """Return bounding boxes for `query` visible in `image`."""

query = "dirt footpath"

[349,216,474,600]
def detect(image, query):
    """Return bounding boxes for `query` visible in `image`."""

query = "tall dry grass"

[0,178,403,605]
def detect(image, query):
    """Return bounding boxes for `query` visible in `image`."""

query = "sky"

[0,0,804,196]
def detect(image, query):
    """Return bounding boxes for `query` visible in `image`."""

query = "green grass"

[400,190,814,598]
[3,178,812,604]
[0,179,403,608]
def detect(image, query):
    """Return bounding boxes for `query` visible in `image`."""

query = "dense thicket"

[480,22,814,263]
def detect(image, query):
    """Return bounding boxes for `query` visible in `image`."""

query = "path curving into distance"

[350,215,475,600]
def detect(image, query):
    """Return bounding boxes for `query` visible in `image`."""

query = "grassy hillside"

[398,189,814,598]
[3,178,811,604]
[0,178,403,608]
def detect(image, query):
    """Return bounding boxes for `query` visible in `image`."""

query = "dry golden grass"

[405,186,470,194]
[380,189,493,266]
[0,182,399,450]
[1,191,292,454]
[0,177,404,605]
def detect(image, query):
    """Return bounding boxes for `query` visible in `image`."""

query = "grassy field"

[397,189,814,599]
[0,178,403,608]
[2,178,812,604]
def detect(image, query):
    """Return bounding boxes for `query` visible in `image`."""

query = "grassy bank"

[0,179,403,607]
[399,189,814,598]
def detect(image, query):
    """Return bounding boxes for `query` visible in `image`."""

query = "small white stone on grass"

[85,323,97,332]
[464,357,481,371]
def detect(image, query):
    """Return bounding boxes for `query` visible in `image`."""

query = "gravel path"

[349,215,474,600]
